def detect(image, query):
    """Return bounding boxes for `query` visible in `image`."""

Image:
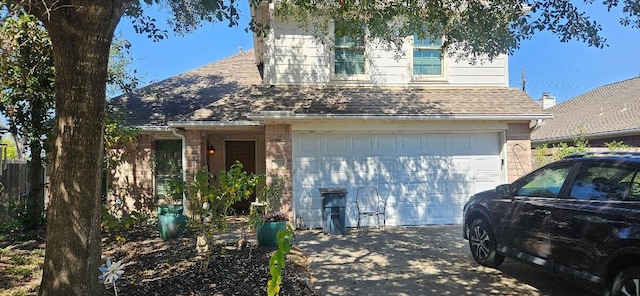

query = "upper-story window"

[334,27,365,76]
[412,34,445,80]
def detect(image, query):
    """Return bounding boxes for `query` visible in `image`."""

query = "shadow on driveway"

[295,225,600,296]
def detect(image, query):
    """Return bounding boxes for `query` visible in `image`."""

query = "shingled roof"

[111,49,549,127]
[531,76,640,144]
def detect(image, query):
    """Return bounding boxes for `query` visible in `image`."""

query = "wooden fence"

[0,160,28,224]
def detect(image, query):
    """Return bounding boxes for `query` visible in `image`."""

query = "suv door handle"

[535,209,551,216]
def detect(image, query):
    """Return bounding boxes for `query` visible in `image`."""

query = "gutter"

[533,127,640,144]
[137,121,263,133]
[137,126,172,132]
[168,121,262,129]
[248,111,553,121]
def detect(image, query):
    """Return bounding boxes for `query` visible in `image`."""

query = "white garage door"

[293,132,501,228]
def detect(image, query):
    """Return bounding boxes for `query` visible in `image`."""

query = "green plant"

[249,176,287,232]
[101,207,149,232]
[187,162,262,272]
[605,140,631,151]
[165,174,188,205]
[267,224,294,296]
[10,255,29,265]
[7,266,33,279]
[533,144,550,168]
[189,162,261,233]
[10,289,30,296]
[552,129,590,161]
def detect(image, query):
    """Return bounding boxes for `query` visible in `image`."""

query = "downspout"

[269,1,276,86]
[171,127,188,210]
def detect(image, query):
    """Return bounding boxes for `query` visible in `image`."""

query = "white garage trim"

[293,130,503,229]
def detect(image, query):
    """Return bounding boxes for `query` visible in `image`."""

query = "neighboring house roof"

[111,49,549,128]
[531,77,640,144]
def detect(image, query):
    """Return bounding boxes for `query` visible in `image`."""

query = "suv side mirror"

[495,184,511,197]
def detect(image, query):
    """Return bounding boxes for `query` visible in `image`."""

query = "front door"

[225,140,256,213]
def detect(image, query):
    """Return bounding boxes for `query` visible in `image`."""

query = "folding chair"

[355,187,386,232]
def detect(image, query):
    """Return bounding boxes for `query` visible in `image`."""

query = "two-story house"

[109,3,550,228]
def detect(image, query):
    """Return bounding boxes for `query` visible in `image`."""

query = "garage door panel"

[377,136,398,150]
[294,132,502,227]
[475,134,500,153]
[402,136,422,150]
[426,135,446,149]
[327,138,348,152]
[300,137,323,152]
[295,186,325,228]
[352,138,373,151]
[450,135,472,150]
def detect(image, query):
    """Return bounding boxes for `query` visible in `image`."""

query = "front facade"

[109,4,550,227]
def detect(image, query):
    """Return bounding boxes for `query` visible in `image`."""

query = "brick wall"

[184,130,204,178]
[264,124,293,220]
[506,123,532,182]
[107,134,155,216]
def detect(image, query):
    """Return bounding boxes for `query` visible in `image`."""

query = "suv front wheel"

[468,218,505,268]
[611,267,640,296]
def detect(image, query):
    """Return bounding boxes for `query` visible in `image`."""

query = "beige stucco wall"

[506,123,532,183]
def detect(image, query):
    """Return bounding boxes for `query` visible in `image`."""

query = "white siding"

[267,18,509,87]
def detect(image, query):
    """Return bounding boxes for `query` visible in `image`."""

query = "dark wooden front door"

[225,141,256,213]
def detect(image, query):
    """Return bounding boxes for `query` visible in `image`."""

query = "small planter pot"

[157,205,188,240]
[257,221,286,247]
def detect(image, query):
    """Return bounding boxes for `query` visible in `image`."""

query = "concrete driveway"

[295,225,601,296]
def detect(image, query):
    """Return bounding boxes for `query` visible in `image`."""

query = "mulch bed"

[1,218,317,296]
[101,222,316,296]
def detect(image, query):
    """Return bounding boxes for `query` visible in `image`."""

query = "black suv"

[463,152,640,296]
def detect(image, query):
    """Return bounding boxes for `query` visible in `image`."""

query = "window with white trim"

[334,27,365,76]
[412,34,444,77]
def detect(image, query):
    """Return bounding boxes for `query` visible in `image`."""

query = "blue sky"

[116,3,640,105]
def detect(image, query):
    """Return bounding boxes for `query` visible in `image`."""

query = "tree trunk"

[25,149,44,230]
[25,2,127,295]
[25,87,46,230]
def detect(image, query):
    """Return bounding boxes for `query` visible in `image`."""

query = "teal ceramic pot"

[157,206,188,240]
[257,221,286,247]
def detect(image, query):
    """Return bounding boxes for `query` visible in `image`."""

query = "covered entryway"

[293,132,502,228]
[225,140,256,213]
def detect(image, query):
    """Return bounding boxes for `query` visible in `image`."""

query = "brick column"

[264,124,293,220]
[506,123,532,182]
[184,130,204,177]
